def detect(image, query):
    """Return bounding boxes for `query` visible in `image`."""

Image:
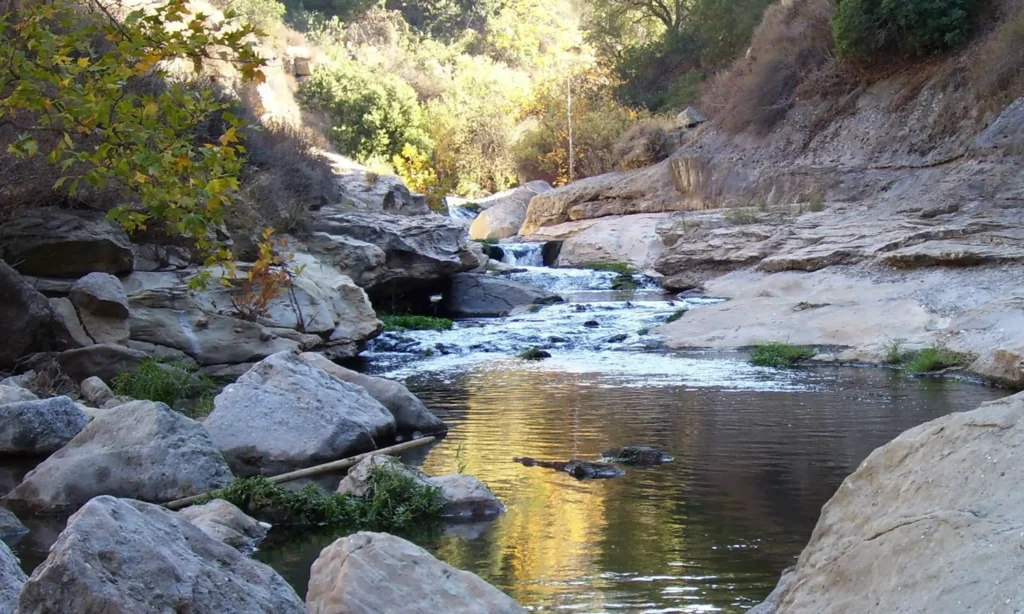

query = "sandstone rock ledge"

[750,391,1024,614]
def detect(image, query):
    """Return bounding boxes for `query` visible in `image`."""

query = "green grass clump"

[381,315,454,332]
[904,347,972,374]
[724,207,760,225]
[519,347,551,361]
[474,237,498,246]
[750,343,815,368]
[205,466,445,530]
[611,274,638,290]
[461,202,482,213]
[112,359,215,416]
[665,308,688,323]
[883,338,907,365]
[582,261,636,275]
[808,195,825,212]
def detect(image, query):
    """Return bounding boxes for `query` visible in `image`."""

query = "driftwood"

[163,436,437,511]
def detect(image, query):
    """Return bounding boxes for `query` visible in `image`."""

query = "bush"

[666,308,688,323]
[725,207,760,225]
[381,315,454,331]
[613,117,673,171]
[297,60,431,162]
[904,347,972,373]
[973,0,1024,106]
[832,0,976,59]
[219,0,287,31]
[750,343,816,368]
[112,359,216,415]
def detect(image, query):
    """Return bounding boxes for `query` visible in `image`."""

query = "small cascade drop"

[500,243,545,267]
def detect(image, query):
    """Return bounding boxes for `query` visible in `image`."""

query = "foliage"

[581,261,636,275]
[381,315,454,331]
[112,359,216,412]
[808,195,826,212]
[613,116,673,170]
[832,0,976,59]
[883,337,907,365]
[904,347,972,373]
[297,59,431,162]
[392,144,451,211]
[207,465,445,529]
[228,229,298,321]
[666,308,688,323]
[725,207,761,225]
[519,347,551,360]
[0,0,267,284]
[750,343,816,368]
[220,0,288,31]
[454,442,469,473]
[610,274,638,290]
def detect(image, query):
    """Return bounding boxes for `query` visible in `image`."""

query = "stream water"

[253,261,1009,612]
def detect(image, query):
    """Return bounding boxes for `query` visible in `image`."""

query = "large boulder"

[0,262,73,370]
[0,208,133,278]
[16,496,304,613]
[56,343,148,384]
[178,499,268,551]
[70,273,130,319]
[299,352,446,434]
[468,182,552,241]
[204,352,395,476]
[0,396,89,456]
[444,273,562,317]
[3,401,232,514]
[306,532,524,614]
[751,391,1024,614]
[1,540,26,613]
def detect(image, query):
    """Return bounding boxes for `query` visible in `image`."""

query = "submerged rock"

[178,499,268,552]
[601,446,671,466]
[1,539,26,613]
[205,352,395,476]
[0,396,89,456]
[306,532,525,614]
[17,496,304,613]
[4,400,232,514]
[750,391,1024,613]
[513,457,625,480]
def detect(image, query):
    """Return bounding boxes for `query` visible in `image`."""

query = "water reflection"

[257,359,1007,612]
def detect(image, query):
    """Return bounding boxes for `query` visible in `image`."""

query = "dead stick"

[163,436,437,511]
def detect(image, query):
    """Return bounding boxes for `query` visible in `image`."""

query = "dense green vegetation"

[381,315,455,332]
[903,347,973,373]
[749,343,816,368]
[112,360,217,417]
[666,308,689,323]
[519,347,551,361]
[582,261,636,275]
[206,466,445,529]
[832,0,975,58]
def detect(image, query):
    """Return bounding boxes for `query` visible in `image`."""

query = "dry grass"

[613,117,674,171]
[973,0,1024,110]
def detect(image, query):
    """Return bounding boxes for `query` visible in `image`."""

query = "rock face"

[1,539,26,614]
[178,499,268,551]
[524,213,671,271]
[338,455,505,520]
[299,353,446,434]
[0,208,134,278]
[204,352,395,476]
[306,532,525,614]
[4,401,232,513]
[444,273,562,317]
[0,396,89,456]
[751,392,1024,614]
[469,182,552,241]
[16,496,304,613]
[0,261,72,370]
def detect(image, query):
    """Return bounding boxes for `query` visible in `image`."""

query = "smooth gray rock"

[0,396,88,456]
[3,401,232,514]
[300,353,446,434]
[677,106,707,128]
[306,532,524,614]
[0,208,133,278]
[444,273,562,317]
[0,508,27,539]
[56,343,147,383]
[468,182,553,241]
[1,540,26,613]
[178,499,268,551]
[79,376,115,407]
[0,385,37,405]
[0,372,35,391]
[0,262,73,370]
[48,296,93,347]
[70,273,130,319]
[204,352,395,476]
[15,496,303,614]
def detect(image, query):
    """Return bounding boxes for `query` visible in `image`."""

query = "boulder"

[337,456,504,520]
[444,273,562,317]
[49,297,94,347]
[79,376,115,407]
[69,273,130,319]
[0,396,89,456]
[306,532,525,614]
[468,182,552,241]
[969,349,1024,388]
[332,165,431,217]
[751,392,1024,614]
[0,208,133,278]
[16,496,304,613]
[299,353,446,434]
[302,232,387,288]
[0,385,37,405]
[56,343,148,383]
[1,540,26,613]
[677,106,707,128]
[178,499,268,551]
[204,352,395,476]
[0,262,73,370]
[0,507,27,538]
[3,401,232,513]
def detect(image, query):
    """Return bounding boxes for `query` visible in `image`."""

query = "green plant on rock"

[112,359,216,415]
[808,195,826,212]
[381,315,454,332]
[582,261,636,275]
[883,337,907,365]
[611,274,638,290]
[724,207,760,225]
[665,308,688,323]
[519,347,551,361]
[750,343,816,368]
[904,346,972,374]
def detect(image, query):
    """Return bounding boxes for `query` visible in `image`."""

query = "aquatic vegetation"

[665,308,689,323]
[204,466,444,530]
[112,359,216,417]
[381,315,454,332]
[519,347,551,361]
[611,274,638,290]
[581,261,636,275]
[750,343,816,368]
[904,347,972,373]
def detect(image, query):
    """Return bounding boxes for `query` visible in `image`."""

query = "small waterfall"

[501,243,545,267]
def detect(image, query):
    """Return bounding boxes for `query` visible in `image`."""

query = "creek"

[254,257,1009,612]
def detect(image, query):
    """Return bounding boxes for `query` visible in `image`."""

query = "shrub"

[808,195,826,212]
[613,116,673,171]
[112,359,216,414]
[219,0,287,32]
[904,347,972,373]
[582,261,636,275]
[973,0,1024,107]
[832,0,976,59]
[750,343,816,368]
[883,337,907,364]
[381,315,454,331]
[666,308,688,323]
[724,207,760,225]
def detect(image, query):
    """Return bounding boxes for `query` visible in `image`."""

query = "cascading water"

[499,242,545,267]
